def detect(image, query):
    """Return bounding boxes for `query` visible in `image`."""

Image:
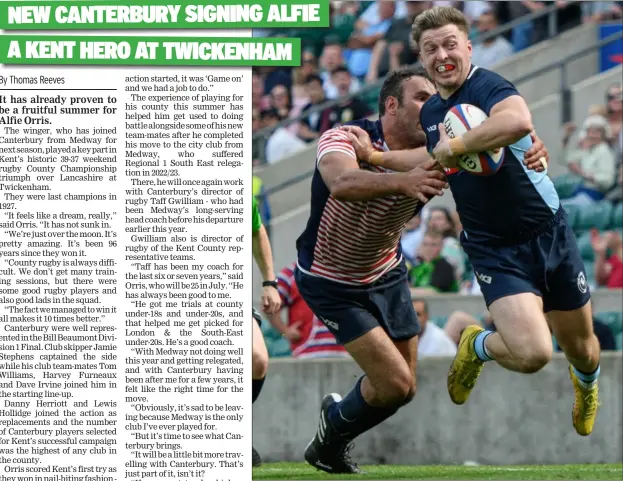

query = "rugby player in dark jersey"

[415,6,599,437]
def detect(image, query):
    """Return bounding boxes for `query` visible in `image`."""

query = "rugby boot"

[304,393,363,474]
[569,366,600,436]
[447,325,486,405]
[252,447,262,467]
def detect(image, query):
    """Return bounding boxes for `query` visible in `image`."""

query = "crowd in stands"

[252,2,623,358]
[252,0,623,165]
[561,83,622,207]
[558,83,622,292]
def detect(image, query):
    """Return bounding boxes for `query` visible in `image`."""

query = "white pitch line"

[270,202,311,226]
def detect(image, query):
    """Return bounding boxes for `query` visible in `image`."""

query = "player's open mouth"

[436,64,455,73]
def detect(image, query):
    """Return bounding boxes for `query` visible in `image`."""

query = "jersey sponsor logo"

[426,125,437,133]
[476,271,492,284]
[577,271,588,294]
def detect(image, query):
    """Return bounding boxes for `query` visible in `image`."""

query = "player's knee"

[447,310,476,324]
[560,333,600,362]
[403,381,417,406]
[445,311,479,344]
[517,343,552,373]
[381,370,415,406]
[252,347,268,379]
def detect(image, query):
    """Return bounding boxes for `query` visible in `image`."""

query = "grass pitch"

[253,462,623,480]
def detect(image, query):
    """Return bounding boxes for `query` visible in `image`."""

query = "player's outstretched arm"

[320,150,405,201]
[320,151,447,204]
[340,125,441,173]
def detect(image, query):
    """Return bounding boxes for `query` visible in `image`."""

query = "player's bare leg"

[351,329,416,407]
[444,311,481,345]
[447,293,552,404]
[547,301,601,436]
[305,327,415,474]
[252,317,269,466]
[485,293,553,372]
[394,336,419,391]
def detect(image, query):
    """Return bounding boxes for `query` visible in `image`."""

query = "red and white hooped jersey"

[296,119,423,286]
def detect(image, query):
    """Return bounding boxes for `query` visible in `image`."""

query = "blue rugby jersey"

[420,65,560,245]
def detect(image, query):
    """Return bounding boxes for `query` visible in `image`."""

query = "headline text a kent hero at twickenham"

[16,40,292,62]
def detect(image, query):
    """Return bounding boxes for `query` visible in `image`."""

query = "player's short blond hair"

[411,6,470,46]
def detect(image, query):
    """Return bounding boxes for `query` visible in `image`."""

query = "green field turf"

[253,463,623,480]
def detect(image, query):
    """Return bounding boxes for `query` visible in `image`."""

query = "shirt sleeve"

[471,69,521,116]
[316,128,357,166]
[252,196,262,233]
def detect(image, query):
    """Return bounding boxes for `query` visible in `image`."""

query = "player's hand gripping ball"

[441,104,505,176]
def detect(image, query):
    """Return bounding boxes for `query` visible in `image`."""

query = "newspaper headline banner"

[0,1,328,65]
[0,36,301,66]
[0,0,329,29]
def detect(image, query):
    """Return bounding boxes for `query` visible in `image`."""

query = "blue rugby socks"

[572,364,600,389]
[327,376,398,441]
[473,330,495,362]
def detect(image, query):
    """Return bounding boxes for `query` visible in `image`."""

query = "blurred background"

[250,0,622,467]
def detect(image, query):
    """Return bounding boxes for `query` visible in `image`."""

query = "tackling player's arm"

[321,151,414,200]
[340,124,440,172]
[252,197,280,314]
[342,118,549,173]
[318,129,447,204]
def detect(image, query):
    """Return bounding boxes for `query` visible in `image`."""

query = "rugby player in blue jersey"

[297,64,551,474]
[411,6,599,436]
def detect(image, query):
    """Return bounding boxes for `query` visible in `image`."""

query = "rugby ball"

[443,104,504,176]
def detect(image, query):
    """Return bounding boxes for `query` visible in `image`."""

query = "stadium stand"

[251,2,623,359]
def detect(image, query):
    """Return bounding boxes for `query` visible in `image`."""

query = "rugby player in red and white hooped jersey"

[294,65,550,474]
